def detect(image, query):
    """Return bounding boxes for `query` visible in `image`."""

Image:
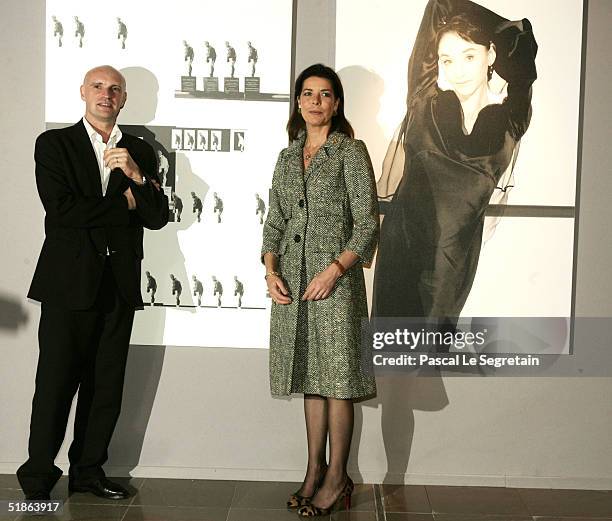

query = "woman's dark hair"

[436,14,494,79]
[436,13,492,50]
[287,63,354,141]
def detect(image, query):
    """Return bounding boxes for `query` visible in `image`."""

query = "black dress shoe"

[69,478,130,500]
[25,492,50,500]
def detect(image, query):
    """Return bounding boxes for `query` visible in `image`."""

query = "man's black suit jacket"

[28,120,169,310]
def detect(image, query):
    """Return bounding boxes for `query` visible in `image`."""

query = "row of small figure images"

[171,128,245,152]
[183,40,258,78]
[144,273,259,309]
[51,15,127,49]
[168,191,267,224]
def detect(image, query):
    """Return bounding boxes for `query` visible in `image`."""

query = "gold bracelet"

[265,270,281,280]
[332,259,346,275]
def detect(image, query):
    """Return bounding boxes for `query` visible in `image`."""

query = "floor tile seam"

[119,501,129,521]
[126,481,138,508]
[124,505,232,510]
[515,487,538,517]
[373,483,386,521]
[431,512,536,521]
[423,486,535,517]
[429,509,535,516]
[531,518,612,521]
[423,485,434,515]
[65,498,132,507]
[127,502,236,509]
[385,509,438,514]
[227,480,239,513]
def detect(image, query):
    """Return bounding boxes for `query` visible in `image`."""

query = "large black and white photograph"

[336,0,584,352]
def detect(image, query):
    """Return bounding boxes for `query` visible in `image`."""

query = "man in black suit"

[17,65,168,501]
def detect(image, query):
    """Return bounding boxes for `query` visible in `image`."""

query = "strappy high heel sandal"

[287,466,328,509]
[287,491,311,509]
[297,476,354,517]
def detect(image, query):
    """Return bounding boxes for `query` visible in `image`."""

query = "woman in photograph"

[372,0,538,321]
[261,64,379,517]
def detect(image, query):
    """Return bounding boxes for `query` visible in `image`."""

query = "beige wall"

[1,0,611,488]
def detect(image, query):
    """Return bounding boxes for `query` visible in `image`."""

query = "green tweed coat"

[261,131,379,399]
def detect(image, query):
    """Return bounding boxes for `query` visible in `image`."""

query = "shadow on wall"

[0,293,29,331]
[349,372,449,485]
[107,344,166,472]
[337,66,386,178]
[376,373,449,484]
[119,67,158,125]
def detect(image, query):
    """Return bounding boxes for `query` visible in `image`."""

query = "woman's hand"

[267,274,292,305]
[302,263,342,301]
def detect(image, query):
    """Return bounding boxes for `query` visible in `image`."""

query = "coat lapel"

[72,121,103,197]
[286,133,306,193]
[305,131,346,186]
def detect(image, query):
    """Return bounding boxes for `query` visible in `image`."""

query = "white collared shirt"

[82,117,123,196]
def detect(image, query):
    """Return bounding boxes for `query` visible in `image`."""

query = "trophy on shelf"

[181,40,196,92]
[204,41,219,92]
[223,41,239,94]
[244,41,260,97]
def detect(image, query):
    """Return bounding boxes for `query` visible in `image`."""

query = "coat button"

[298,199,304,208]
[294,234,301,243]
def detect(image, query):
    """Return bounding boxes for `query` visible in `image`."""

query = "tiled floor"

[1,474,611,520]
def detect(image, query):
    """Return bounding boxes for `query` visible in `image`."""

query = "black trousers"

[17,261,135,495]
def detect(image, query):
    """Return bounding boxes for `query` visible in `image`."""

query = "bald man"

[17,65,168,501]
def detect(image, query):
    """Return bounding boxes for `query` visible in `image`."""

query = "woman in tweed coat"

[261,64,379,516]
